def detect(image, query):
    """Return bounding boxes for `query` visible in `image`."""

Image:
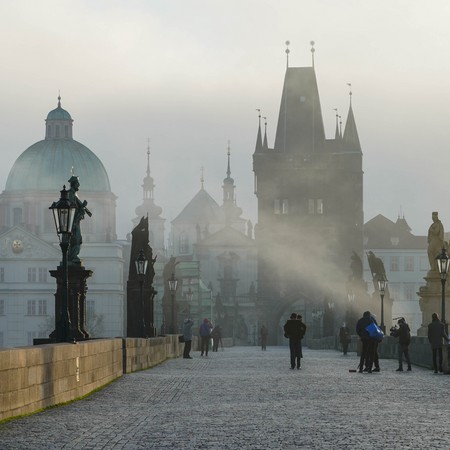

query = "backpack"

[365,321,384,342]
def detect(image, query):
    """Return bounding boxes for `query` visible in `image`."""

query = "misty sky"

[1,0,449,240]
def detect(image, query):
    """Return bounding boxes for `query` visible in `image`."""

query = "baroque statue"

[427,211,445,272]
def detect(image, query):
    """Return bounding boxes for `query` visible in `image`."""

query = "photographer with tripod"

[390,317,411,372]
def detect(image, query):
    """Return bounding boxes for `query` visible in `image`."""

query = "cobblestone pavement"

[1,346,449,449]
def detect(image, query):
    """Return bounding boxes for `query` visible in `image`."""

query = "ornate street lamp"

[168,273,178,333]
[49,186,76,342]
[436,247,450,334]
[377,274,388,333]
[135,249,148,337]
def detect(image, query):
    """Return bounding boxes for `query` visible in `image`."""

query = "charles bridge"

[0,336,449,449]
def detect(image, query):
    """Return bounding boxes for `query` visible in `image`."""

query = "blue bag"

[365,321,384,342]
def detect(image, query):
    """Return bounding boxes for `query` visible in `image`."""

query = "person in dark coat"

[339,323,351,355]
[356,311,377,373]
[260,325,268,351]
[427,312,449,373]
[182,318,194,359]
[284,313,305,369]
[391,317,411,371]
[199,318,212,357]
[211,325,222,352]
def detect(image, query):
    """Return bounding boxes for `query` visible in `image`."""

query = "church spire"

[343,85,361,153]
[333,108,340,140]
[254,109,263,153]
[262,117,269,150]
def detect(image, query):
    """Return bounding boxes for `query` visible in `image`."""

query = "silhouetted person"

[211,325,222,352]
[284,313,304,370]
[356,311,377,373]
[260,325,268,350]
[428,312,448,373]
[390,317,411,371]
[339,323,350,355]
[182,318,194,359]
[199,318,212,357]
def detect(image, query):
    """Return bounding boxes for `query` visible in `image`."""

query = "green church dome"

[6,139,111,192]
[5,98,111,193]
[46,105,72,121]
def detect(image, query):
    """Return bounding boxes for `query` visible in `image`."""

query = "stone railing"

[0,335,183,422]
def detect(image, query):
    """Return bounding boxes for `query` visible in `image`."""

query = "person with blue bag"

[356,310,383,373]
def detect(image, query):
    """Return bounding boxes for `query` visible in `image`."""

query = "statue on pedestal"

[427,211,445,272]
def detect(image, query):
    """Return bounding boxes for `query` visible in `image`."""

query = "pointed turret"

[254,110,263,153]
[343,104,361,153]
[262,117,269,151]
[222,142,242,224]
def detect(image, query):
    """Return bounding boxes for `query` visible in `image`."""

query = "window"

[308,199,324,215]
[404,284,416,301]
[0,268,4,282]
[27,300,36,315]
[65,125,69,137]
[274,199,281,214]
[55,125,60,138]
[179,233,189,254]
[316,199,323,215]
[13,208,22,225]
[0,299,4,315]
[38,268,48,283]
[28,268,37,282]
[38,300,47,315]
[47,125,51,137]
[405,256,414,272]
[0,332,3,348]
[282,199,289,214]
[390,256,399,272]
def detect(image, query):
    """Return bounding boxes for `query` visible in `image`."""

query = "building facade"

[0,98,124,347]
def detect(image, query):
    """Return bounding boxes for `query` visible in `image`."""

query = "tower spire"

[254,109,263,152]
[146,138,151,177]
[58,91,61,107]
[310,40,315,68]
[226,140,231,178]
[200,166,204,190]
[263,116,268,150]
[285,40,290,69]
[333,108,339,140]
[347,82,352,106]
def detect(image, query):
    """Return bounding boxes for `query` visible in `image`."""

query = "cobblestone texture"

[0,347,449,449]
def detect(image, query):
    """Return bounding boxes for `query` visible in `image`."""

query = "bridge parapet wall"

[0,336,182,422]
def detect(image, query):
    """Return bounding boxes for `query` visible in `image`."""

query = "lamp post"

[49,186,76,342]
[168,273,178,333]
[135,249,148,337]
[436,247,450,334]
[377,274,388,333]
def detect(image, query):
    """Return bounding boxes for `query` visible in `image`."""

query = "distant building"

[253,50,364,343]
[169,147,257,341]
[364,214,427,334]
[0,98,124,347]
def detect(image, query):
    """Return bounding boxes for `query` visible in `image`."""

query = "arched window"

[179,233,189,254]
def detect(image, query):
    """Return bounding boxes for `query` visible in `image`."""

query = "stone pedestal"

[49,264,93,342]
[417,270,449,336]
[127,282,157,338]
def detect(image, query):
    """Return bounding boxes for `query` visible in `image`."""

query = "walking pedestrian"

[211,324,222,352]
[427,312,448,373]
[199,318,212,356]
[284,313,304,370]
[390,317,412,371]
[339,322,351,355]
[182,318,194,359]
[260,325,268,351]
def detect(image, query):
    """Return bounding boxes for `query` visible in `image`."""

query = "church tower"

[133,142,165,258]
[253,45,364,342]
